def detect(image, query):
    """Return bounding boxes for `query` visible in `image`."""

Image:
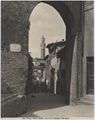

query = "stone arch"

[26,1,79,104]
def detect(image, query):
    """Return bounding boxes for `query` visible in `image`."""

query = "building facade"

[44,40,66,94]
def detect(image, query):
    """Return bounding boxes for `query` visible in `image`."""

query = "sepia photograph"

[1,0,94,119]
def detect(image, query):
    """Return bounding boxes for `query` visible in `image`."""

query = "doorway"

[87,57,94,94]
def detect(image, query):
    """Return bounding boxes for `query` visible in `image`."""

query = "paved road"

[20,93,94,119]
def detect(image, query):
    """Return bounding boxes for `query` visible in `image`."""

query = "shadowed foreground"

[20,93,94,118]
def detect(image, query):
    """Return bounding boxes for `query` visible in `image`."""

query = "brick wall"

[1,51,28,96]
[1,1,38,98]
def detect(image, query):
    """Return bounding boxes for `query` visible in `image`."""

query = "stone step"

[1,94,27,117]
[78,95,94,105]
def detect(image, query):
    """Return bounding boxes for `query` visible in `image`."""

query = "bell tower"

[40,35,46,59]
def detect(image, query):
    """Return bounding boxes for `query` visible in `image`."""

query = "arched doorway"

[26,1,76,105]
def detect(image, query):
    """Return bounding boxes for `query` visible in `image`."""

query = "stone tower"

[40,35,46,59]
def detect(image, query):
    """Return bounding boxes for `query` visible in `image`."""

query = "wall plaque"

[10,44,21,52]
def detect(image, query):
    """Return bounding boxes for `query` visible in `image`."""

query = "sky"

[28,2,66,58]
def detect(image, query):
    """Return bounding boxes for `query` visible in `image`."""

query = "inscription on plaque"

[10,44,21,52]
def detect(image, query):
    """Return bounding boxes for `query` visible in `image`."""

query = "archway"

[28,2,66,96]
[26,1,76,105]
[1,1,85,117]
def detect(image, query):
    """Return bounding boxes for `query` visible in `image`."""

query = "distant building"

[45,40,66,94]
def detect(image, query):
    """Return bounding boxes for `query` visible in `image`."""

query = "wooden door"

[87,57,94,94]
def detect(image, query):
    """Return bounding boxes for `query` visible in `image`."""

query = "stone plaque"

[10,44,21,52]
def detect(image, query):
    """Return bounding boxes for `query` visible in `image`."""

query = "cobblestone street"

[20,93,94,119]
